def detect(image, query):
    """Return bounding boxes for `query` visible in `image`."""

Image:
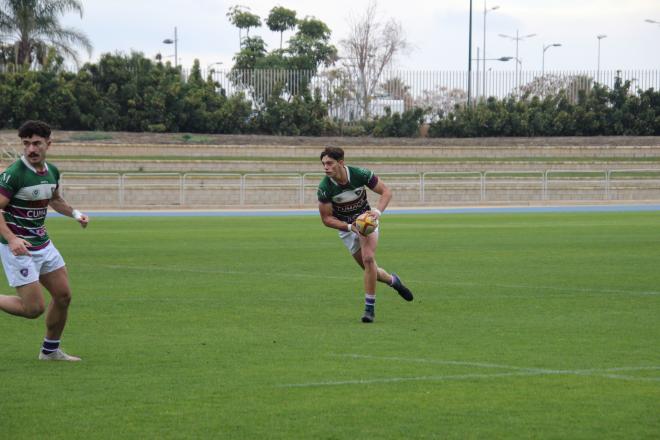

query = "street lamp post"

[499,30,536,96]
[476,47,480,100]
[596,34,607,83]
[475,57,515,62]
[542,43,561,97]
[541,43,561,78]
[207,62,223,71]
[163,26,178,68]
[645,19,660,27]
[473,51,513,100]
[207,62,223,77]
[482,2,500,100]
[468,0,474,107]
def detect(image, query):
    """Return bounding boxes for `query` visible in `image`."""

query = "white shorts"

[0,242,66,287]
[338,227,380,255]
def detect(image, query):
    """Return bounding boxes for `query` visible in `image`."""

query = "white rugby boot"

[38,349,81,361]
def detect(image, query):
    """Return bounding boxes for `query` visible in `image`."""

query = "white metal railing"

[59,170,660,208]
[204,68,660,119]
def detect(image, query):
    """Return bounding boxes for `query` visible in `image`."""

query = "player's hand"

[8,238,31,256]
[369,209,381,220]
[77,214,90,229]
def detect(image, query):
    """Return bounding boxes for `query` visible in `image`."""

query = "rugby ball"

[355,212,378,235]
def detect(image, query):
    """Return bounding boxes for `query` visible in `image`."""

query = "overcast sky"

[61,0,659,72]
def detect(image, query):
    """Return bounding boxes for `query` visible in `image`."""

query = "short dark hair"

[18,120,51,139]
[320,147,344,161]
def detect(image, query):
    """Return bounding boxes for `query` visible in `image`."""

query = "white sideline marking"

[276,354,660,388]
[93,264,660,296]
[334,354,537,371]
[279,371,541,388]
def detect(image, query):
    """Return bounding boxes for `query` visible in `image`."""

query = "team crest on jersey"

[20,268,29,277]
[334,189,363,203]
[33,189,40,197]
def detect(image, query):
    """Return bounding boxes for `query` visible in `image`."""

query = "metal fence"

[59,170,660,209]
[202,68,660,120]
[3,63,657,120]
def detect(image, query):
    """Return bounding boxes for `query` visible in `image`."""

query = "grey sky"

[62,0,659,72]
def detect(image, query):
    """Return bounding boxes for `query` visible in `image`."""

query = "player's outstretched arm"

[49,188,89,228]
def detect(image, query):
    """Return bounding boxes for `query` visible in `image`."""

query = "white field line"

[276,354,660,388]
[279,371,542,388]
[93,263,660,296]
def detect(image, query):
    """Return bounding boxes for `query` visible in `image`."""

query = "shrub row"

[1,54,658,137]
[429,80,660,137]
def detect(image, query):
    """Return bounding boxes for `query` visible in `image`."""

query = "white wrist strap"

[72,209,83,221]
[346,223,352,232]
[372,208,382,216]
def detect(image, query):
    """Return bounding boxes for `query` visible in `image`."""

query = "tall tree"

[0,0,92,67]
[340,0,409,117]
[266,6,297,50]
[229,14,336,107]
[287,16,337,71]
[226,5,261,48]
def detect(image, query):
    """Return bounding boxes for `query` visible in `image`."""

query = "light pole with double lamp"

[499,30,536,95]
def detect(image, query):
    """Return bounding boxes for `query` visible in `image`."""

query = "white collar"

[330,165,350,186]
[20,155,49,174]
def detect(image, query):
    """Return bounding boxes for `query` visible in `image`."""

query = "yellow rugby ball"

[355,212,378,235]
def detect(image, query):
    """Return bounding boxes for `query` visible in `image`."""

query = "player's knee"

[362,254,376,266]
[53,291,72,307]
[24,303,45,319]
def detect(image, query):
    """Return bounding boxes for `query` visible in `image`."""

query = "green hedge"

[1,54,659,137]
[428,79,660,137]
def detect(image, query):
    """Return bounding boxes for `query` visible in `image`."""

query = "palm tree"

[0,0,92,67]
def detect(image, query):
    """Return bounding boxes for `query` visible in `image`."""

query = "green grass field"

[1,212,659,439]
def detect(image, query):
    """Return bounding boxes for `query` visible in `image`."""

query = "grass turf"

[0,212,658,439]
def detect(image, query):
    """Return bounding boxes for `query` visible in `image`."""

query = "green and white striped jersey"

[0,157,60,249]
[317,165,379,223]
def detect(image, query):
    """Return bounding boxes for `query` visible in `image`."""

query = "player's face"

[321,156,343,178]
[21,135,50,167]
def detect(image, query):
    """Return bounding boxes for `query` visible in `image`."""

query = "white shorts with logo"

[338,227,379,255]
[0,242,65,287]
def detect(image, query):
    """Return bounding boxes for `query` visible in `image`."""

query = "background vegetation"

[1,2,658,138]
[1,54,658,137]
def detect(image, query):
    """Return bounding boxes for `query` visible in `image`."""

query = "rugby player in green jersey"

[317,147,413,323]
[0,121,89,361]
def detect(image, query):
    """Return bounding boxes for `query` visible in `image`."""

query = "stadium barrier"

[59,170,660,209]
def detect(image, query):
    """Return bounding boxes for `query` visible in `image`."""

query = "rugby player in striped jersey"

[317,147,413,323]
[0,121,89,361]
